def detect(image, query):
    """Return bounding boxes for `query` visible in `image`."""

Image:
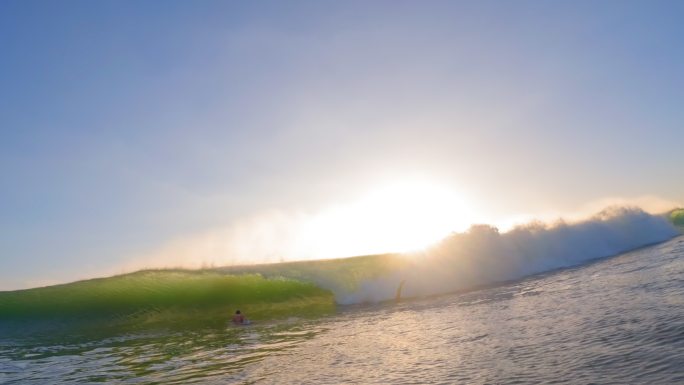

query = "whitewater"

[1,208,683,383]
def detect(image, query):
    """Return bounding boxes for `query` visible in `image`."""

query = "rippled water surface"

[2,236,684,384]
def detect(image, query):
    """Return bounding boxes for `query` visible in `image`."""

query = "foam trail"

[335,207,680,304]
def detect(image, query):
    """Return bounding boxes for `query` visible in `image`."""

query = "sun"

[293,180,477,259]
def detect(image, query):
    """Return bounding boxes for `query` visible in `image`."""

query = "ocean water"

[2,235,683,384]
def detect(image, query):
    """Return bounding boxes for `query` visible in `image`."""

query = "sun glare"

[294,180,477,258]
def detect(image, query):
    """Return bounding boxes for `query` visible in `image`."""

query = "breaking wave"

[338,207,680,303]
[0,207,680,331]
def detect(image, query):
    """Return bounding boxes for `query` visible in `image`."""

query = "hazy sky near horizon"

[2,0,683,290]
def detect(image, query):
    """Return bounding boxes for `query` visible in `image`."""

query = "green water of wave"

[671,208,684,227]
[0,253,406,332]
[0,271,333,330]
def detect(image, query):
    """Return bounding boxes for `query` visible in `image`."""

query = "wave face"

[672,208,684,226]
[339,207,680,304]
[0,271,334,332]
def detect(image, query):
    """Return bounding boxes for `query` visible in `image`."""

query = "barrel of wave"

[0,271,336,330]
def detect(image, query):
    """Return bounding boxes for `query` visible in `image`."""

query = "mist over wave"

[335,207,680,304]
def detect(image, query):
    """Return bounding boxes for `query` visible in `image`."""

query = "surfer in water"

[232,310,249,325]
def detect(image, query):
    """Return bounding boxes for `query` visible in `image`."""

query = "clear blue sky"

[2,0,683,290]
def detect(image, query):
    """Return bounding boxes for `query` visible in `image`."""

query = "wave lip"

[338,207,680,304]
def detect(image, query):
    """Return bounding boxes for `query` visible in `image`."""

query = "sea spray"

[336,207,679,303]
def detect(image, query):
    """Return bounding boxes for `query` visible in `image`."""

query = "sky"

[1,0,683,290]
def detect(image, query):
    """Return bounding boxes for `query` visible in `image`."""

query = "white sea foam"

[335,207,680,304]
